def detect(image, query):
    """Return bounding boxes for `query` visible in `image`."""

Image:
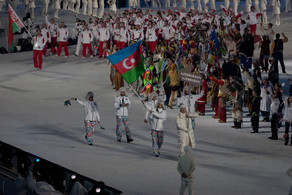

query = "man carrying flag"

[107,41,145,143]
[8,4,27,52]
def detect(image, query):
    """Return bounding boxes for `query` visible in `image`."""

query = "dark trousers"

[285,122,292,134]
[251,114,259,131]
[274,52,285,73]
[271,113,279,136]
[163,83,170,105]
[261,111,270,121]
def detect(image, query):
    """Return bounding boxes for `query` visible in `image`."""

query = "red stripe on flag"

[8,11,14,51]
[114,45,142,75]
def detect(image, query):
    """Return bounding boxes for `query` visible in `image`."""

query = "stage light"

[95,188,101,193]
[71,174,76,180]
[36,158,40,162]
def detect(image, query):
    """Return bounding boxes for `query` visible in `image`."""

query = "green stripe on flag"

[121,55,145,84]
[12,22,19,34]
[11,40,14,52]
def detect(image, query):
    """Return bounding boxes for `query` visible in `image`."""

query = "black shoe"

[231,121,237,128]
[251,129,258,133]
[127,136,133,143]
[235,122,242,129]
[284,134,289,145]
[154,154,159,157]
[283,71,287,74]
[89,143,93,146]
[117,139,121,142]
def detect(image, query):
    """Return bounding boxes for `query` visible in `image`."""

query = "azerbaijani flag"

[107,41,145,84]
[8,4,24,52]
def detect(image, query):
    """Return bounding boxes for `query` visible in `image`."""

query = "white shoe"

[90,55,93,58]
[65,56,68,58]
[82,56,85,59]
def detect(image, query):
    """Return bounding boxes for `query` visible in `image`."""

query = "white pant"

[75,35,82,55]
[75,0,80,13]
[197,0,202,12]
[275,14,280,26]
[88,0,92,15]
[210,0,216,10]
[224,0,229,9]
[42,1,49,15]
[54,9,59,18]
[179,178,195,195]
[181,0,186,9]
[63,0,69,9]
[286,0,291,12]
[98,0,104,18]
[233,0,239,15]
[82,0,88,14]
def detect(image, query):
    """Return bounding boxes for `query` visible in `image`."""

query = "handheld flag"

[64,100,71,106]
[106,41,144,84]
[8,4,25,52]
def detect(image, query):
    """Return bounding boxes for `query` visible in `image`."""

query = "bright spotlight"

[95,188,101,193]
[71,174,76,180]
[35,158,40,162]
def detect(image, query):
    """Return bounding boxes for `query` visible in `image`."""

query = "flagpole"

[128,83,143,101]
[8,4,33,39]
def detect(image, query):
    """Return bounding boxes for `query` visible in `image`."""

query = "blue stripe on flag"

[106,40,142,65]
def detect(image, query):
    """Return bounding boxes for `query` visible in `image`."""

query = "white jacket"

[76,99,100,121]
[132,29,144,41]
[144,104,167,131]
[81,29,93,44]
[283,99,292,122]
[120,28,129,42]
[57,27,69,42]
[114,96,131,117]
[33,35,46,51]
[113,28,121,41]
[45,16,58,37]
[160,26,174,40]
[98,27,110,42]
[41,28,51,43]
[248,11,260,25]
[260,85,272,112]
[177,146,196,180]
[176,112,196,151]
[146,27,158,42]
[176,91,204,113]
[270,98,280,116]
[144,100,158,121]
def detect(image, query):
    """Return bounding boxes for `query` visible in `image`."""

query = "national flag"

[106,41,144,84]
[8,4,24,52]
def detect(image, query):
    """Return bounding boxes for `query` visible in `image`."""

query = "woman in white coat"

[143,100,167,157]
[258,78,273,122]
[274,0,281,26]
[71,92,101,145]
[281,89,292,145]
[176,105,196,156]
[261,0,268,24]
